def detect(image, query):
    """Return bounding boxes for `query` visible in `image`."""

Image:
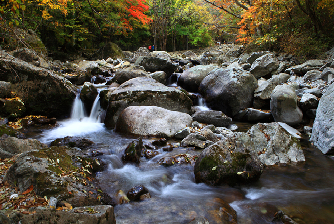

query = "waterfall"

[71,93,86,120]
[197,95,210,111]
[89,94,102,122]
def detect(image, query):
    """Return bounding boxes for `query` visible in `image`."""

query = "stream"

[30,85,334,224]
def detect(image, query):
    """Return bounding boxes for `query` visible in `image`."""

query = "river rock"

[7,205,115,224]
[113,66,148,84]
[182,50,197,59]
[103,77,192,127]
[199,63,257,117]
[0,57,76,118]
[285,59,325,75]
[80,82,98,113]
[181,133,210,149]
[299,93,318,111]
[116,106,192,137]
[0,97,26,120]
[311,82,334,154]
[127,185,149,201]
[4,146,103,206]
[246,51,270,64]
[159,154,197,166]
[51,136,94,150]
[0,137,47,159]
[126,47,151,63]
[150,71,168,85]
[270,84,303,125]
[194,139,264,186]
[303,70,322,82]
[191,110,232,127]
[254,73,290,109]
[234,108,272,122]
[122,138,144,164]
[250,53,279,78]
[178,65,219,92]
[150,51,172,61]
[134,56,177,76]
[321,67,334,82]
[10,48,49,68]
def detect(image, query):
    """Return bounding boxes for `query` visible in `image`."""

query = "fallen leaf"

[22,185,33,195]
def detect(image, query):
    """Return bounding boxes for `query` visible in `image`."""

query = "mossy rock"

[0,97,26,120]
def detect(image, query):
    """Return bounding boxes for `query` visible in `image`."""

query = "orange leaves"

[22,185,33,195]
[125,0,152,25]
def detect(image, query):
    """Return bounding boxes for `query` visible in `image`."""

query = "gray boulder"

[311,82,334,154]
[199,63,257,117]
[321,67,334,82]
[246,51,270,64]
[303,70,322,82]
[0,137,47,159]
[116,106,192,137]
[0,57,76,118]
[10,48,49,68]
[113,66,148,84]
[181,133,210,149]
[150,71,168,84]
[104,77,192,127]
[234,108,272,122]
[135,56,177,76]
[192,110,232,127]
[270,84,303,125]
[178,65,219,92]
[254,73,290,109]
[285,60,325,75]
[299,93,318,111]
[150,51,172,61]
[250,53,279,78]
[80,82,98,113]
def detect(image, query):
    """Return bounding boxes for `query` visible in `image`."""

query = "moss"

[34,172,70,199]
[198,155,220,181]
[231,152,250,169]
[0,125,17,137]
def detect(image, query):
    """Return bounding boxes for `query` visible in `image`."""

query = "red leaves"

[22,185,33,195]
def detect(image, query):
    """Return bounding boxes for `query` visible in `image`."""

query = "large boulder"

[178,65,219,92]
[0,137,47,159]
[10,48,49,68]
[311,82,334,154]
[194,139,264,186]
[250,53,279,78]
[116,106,192,137]
[80,82,98,114]
[199,63,257,117]
[0,81,12,98]
[0,57,76,118]
[270,84,303,125]
[103,77,193,127]
[134,56,177,76]
[285,60,325,75]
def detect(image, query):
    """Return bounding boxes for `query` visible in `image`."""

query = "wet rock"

[250,53,279,78]
[143,149,159,159]
[194,140,264,186]
[199,63,257,117]
[122,138,144,164]
[178,65,219,92]
[234,108,272,123]
[0,81,12,98]
[151,138,167,146]
[162,145,173,151]
[127,185,149,201]
[150,51,172,61]
[285,59,325,75]
[116,106,192,137]
[51,136,94,150]
[321,67,334,82]
[0,137,46,159]
[270,84,303,125]
[7,205,115,224]
[272,210,298,224]
[104,77,192,127]
[181,133,211,149]
[174,127,192,139]
[311,82,334,154]
[10,48,49,68]
[192,110,232,127]
[200,129,219,142]
[21,115,57,127]
[246,51,270,64]
[80,82,98,113]
[113,66,148,84]
[0,57,76,118]
[299,93,318,111]
[135,56,177,76]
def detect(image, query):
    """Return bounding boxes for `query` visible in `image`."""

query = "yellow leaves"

[42,9,52,20]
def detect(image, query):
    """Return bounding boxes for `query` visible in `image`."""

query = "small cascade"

[167,73,181,87]
[197,94,210,111]
[71,93,86,120]
[88,94,102,122]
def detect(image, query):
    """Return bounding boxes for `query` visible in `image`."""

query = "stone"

[285,59,325,75]
[127,185,149,201]
[299,93,318,111]
[150,71,168,85]
[103,77,193,127]
[122,139,144,164]
[0,97,26,120]
[116,106,193,137]
[303,70,322,82]
[234,108,272,122]
[250,53,279,78]
[192,110,232,127]
[311,82,334,154]
[199,63,257,117]
[246,51,270,64]
[0,137,46,159]
[80,82,98,113]
[134,56,177,76]
[113,66,148,84]
[174,127,192,139]
[181,133,210,149]
[50,136,94,150]
[270,84,303,126]
[0,81,11,98]
[178,65,219,92]
[321,67,334,82]
[150,51,172,61]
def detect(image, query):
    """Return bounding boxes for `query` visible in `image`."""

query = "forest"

[1,0,334,60]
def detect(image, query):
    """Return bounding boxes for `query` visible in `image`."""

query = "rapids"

[35,89,334,224]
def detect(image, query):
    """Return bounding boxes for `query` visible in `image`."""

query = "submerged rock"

[116,106,192,137]
[122,138,144,164]
[126,185,150,201]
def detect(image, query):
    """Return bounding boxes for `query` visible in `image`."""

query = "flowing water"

[35,91,334,224]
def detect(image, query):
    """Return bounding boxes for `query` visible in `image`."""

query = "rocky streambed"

[1,44,334,223]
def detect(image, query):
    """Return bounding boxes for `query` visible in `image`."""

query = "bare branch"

[203,0,242,19]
